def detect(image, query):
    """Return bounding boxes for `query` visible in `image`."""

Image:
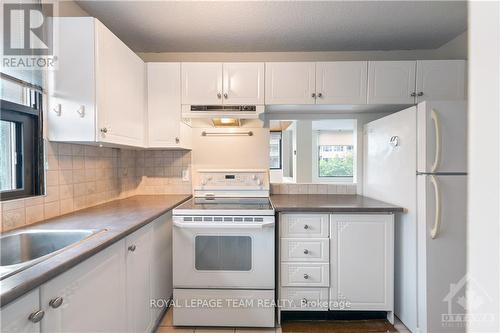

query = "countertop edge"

[0,195,191,308]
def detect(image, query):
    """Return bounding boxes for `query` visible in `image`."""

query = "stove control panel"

[195,170,269,195]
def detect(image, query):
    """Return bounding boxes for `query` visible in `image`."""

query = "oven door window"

[195,236,252,271]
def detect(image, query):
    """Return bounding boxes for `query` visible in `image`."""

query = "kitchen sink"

[0,229,105,280]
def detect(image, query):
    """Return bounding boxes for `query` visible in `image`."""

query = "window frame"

[0,98,44,201]
[269,131,283,170]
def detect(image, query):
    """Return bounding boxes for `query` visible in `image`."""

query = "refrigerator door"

[417,174,467,333]
[417,101,467,173]
[363,106,418,332]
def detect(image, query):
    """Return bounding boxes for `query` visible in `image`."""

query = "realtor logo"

[3,3,53,55]
[442,275,495,328]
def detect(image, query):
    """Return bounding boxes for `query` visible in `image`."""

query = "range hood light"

[212,118,241,127]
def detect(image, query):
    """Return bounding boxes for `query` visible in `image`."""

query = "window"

[1,74,44,201]
[269,131,282,170]
[312,119,356,183]
[318,144,354,177]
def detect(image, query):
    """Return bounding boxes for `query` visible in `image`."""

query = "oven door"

[172,216,275,289]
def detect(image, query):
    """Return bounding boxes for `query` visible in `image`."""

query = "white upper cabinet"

[265,62,316,104]
[147,63,192,149]
[181,62,264,105]
[367,61,417,104]
[316,62,368,104]
[96,22,145,147]
[223,63,265,104]
[181,63,223,104]
[48,17,145,147]
[415,60,466,102]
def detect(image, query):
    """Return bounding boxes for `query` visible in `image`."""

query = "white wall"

[190,127,270,184]
[467,2,500,332]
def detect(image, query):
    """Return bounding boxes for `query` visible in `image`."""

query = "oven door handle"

[173,221,275,229]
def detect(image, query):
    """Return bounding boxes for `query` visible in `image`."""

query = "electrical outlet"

[182,169,190,182]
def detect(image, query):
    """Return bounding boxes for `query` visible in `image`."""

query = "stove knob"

[201,179,207,185]
[257,179,263,186]
[252,174,257,180]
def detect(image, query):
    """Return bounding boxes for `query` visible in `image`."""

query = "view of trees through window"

[318,145,354,177]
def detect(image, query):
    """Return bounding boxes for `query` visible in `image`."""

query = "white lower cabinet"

[0,290,41,333]
[279,213,394,322]
[1,212,173,333]
[41,241,127,333]
[126,224,154,333]
[330,214,394,312]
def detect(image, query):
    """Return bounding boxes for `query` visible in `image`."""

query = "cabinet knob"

[311,93,316,98]
[100,127,108,134]
[128,245,136,252]
[410,92,417,97]
[28,310,44,323]
[217,92,222,99]
[175,137,180,144]
[301,298,308,304]
[417,92,424,96]
[303,224,309,230]
[223,92,228,99]
[49,297,64,309]
[303,249,309,255]
[303,273,309,279]
[317,93,323,98]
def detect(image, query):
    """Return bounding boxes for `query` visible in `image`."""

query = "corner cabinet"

[147,63,192,149]
[278,213,394,323]
[48,17,145,147]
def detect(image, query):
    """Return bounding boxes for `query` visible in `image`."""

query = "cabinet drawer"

[280,287,329,311]
[281,263,329,287]
[281,238,329,262]
[280,214,329,238]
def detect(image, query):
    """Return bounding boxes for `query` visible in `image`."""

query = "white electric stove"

[172,170,275,328]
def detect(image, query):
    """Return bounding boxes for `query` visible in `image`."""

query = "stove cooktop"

[173,197,274,216]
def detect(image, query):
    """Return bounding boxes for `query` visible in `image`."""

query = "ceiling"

[76,1,467,53]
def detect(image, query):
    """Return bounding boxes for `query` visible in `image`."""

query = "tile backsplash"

[270,183,357,195]
[0,142,192,232]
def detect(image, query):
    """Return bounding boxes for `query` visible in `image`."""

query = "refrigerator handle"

[430,109,441,173]
[430,175,441,239]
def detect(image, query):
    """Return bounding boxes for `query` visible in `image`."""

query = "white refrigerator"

[363,101,467,333]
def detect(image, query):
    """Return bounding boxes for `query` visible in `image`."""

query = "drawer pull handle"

[28,310,44,323]
[303,224,309,230]
[49,297,63,308]
[303,273,309,279]
[303,249,309,254]
[128,245,136,252]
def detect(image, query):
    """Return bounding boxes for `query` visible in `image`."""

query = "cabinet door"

[316,62,368,104]
[1,290,41,333]
[48,17,96,142]
[96,21,145,147]
[181,63,223,105]
[416,60,466,102]
[41,241,127,333]
[150,212,173,322]
[330,214,394,311]
[147,63,181,147]
[265,62,316,104]
[222,63,265,104]
[126,224,154,333]
[367,61,416,104]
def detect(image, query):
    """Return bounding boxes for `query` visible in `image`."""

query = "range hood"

[182,105,265,128]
